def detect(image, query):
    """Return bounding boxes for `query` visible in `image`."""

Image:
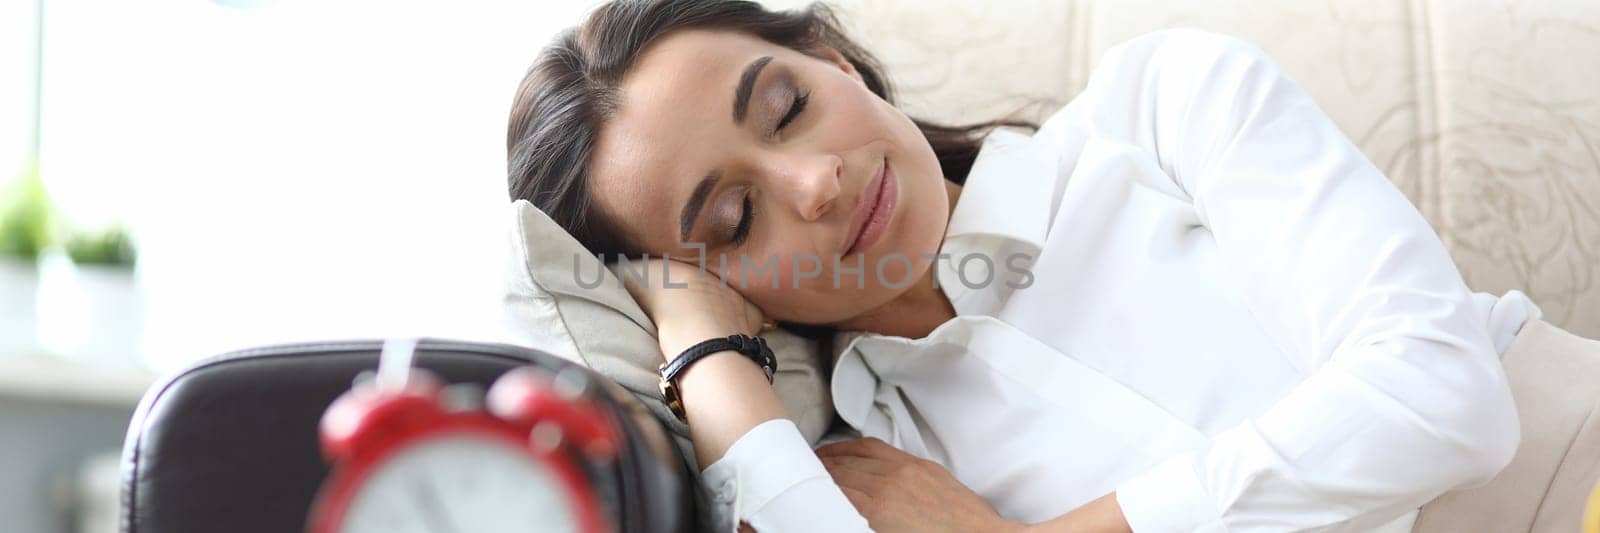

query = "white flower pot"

[0,257,41,357]
[77,263,145,367]
[34,252,146,367]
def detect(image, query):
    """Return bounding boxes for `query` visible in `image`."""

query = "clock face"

[337,434,582,533]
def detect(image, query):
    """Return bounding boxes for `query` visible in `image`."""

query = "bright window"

[35,0,599,372]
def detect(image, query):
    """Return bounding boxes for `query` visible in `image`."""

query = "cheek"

[813,79,888,144]
[733,261,926,325]
[716,246,822,295]
[713,244,869,323]
[826,72,947,258]
[903,180,950,253]
[722,263,816,322]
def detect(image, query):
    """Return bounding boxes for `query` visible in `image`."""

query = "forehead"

[587,29,781,249]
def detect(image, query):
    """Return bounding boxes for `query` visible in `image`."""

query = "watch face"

[338,434,581,533]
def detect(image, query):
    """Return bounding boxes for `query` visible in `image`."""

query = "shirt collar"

[934,128,1059,317]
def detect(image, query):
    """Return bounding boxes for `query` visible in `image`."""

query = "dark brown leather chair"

[118,338,696,533]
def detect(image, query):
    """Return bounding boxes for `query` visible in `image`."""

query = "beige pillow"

[500,199,835,465]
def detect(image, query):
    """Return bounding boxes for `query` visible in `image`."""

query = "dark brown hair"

[506,0,1035,258]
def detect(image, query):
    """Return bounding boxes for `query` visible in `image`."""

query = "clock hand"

[412,478,461,533]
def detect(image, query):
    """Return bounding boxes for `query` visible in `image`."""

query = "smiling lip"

[842,157,898,256]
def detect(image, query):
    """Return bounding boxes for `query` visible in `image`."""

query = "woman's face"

[588,29,949,325]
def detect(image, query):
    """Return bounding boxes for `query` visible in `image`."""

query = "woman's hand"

[817,437,1025,533]
[819,437,1133,533]
[613,257,765,356]
[613,257,788,471]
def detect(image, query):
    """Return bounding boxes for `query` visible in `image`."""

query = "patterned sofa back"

[764,0,1600,337]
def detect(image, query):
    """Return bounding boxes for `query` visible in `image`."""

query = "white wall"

[38,0,602,371]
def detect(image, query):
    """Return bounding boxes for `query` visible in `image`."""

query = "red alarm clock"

[308,339,621,533]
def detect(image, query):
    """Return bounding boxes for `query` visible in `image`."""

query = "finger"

[821,457,885,492]
[663,254,700,266]
[819,454,896,476]
[815,437,881,458]
[742,300,766,334]
[816,437,902,460]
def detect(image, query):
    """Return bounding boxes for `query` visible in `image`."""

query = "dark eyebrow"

[733,55,773,125]
[679,171,721,242]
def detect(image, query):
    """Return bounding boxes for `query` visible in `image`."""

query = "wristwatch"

[657,334,778,422]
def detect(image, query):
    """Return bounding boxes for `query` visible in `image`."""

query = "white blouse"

[699,29,1540,532]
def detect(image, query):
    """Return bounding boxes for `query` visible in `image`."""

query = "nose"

[781,152,842,222]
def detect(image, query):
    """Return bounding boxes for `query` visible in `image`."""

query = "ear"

[810,43,863,84]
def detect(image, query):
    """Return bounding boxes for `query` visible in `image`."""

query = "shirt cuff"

[1115,451,1226,533]
[700,418,871,532]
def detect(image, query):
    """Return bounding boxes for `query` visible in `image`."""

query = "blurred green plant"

[0,166,138,267]
[65,223,137,266]
[0,167,61,261]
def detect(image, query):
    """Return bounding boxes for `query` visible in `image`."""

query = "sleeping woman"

[504,0,1545,531]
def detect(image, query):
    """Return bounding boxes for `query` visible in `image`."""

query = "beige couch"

[766,0,1600,340]
[746,1,1600,529]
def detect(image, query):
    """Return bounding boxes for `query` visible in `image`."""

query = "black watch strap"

[657,334,777,422]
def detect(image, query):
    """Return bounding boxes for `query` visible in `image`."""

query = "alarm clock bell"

[308,338,624,533]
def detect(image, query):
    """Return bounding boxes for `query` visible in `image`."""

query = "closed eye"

[775,89,809,133]
[730,194,754,246]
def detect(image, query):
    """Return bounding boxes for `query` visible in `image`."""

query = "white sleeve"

[1084,30,1521,531]
[699,418,874,532]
